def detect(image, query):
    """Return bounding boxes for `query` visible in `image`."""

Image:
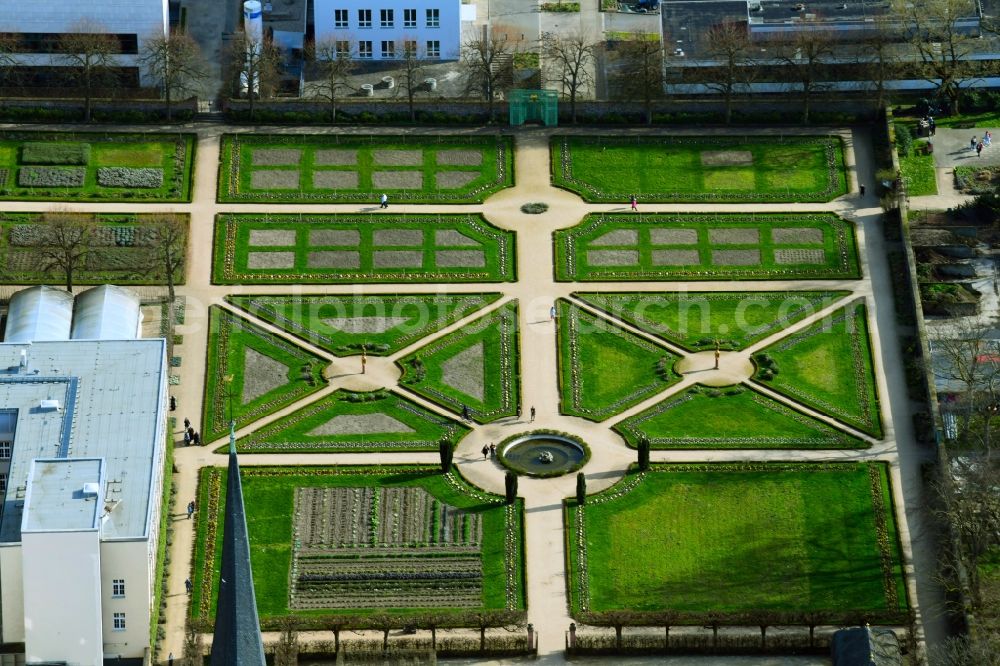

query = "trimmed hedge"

[21,142,91,165]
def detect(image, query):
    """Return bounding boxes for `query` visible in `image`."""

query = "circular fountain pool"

[499,433,589,477]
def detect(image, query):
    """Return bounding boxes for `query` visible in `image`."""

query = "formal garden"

[191,466,525,626]
[552,135,847,203]
[225,293,502,356]
[213,213,516,284]
[399,301,520,423]
[566,463,908,619]
[556,299,680,421]
[229,389,469,453]
[0,131,195,202]
[202,307,329,441]
[554,213,861,281]
[218,134,513,203]
[0,212,188,285]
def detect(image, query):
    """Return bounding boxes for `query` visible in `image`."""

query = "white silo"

[244,1,263,48]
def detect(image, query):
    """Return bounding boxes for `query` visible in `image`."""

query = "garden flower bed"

[552,135,847,203]
[0,130,194,201]
[219,134,513,203]
[566,463,908,618]
[213,213,515,284]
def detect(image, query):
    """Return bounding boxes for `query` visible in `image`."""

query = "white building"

[0,0,168,86]
[0,286,167,664]
[313,0,474,61]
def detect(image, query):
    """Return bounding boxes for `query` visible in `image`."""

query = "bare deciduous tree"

[541,30,597,124]
[144,214,187,303]
[228,31,281,120]
[857,15,899,114]
[776,31,834,125]
[181,622,202,666]
[397,41,430,122]
[139,31,207,120]
[462,29,515,123]
[703,22,757,125]
[309,38,355,123]
[273,616,300,666]
[36,211,96,291]
[58,24,120,122]
[895,0,980,114]
[612,34,664,125]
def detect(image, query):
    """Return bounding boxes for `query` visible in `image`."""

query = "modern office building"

[0,286,167,663]
[313,0,475,60]
[0,0,168,86]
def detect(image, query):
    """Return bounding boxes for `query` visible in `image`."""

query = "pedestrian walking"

[193,432,200,446]
[859,184,866,197]
[516,405,522,420]
[550,305,557,321]
[183,430,190,446]
[168,653,173,666]
[481,445,489,460]
[380,193,389,208]
[183,417,190,430]
[184,578,192,594]
[169,396,177,411]
[530,406,536,422]
[972,136,979,151]
[929,117,936,136]
[630,194,638,212]
[187,501,194,519]
[463,404,471,421]
[986,131,993,147]
[977,142,984,157]
[187,426,195,440]
[489,443,496,458]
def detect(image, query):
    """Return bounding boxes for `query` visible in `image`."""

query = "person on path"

[168,653,173,666]
[516,405,522,421]
[530,406,536,422]
[183,430,190,446]
[183,417,190,430]
[972,136,979,151]
[380,193,388,208]
[978,142,984,157]
[859,184,866,197]
[481,445,489,460]
[986,131,993,147]
[550,305,557,321]
[185,578,192,594]
[463,404,471,422]
[187,501,195,519]
[193,432,200,446]
[929,117,936,135]
[489,443,496,458]
[630,194,638,212]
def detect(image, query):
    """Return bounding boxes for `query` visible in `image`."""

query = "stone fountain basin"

[500,433,588,477]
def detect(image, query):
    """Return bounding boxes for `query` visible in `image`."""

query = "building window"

[334,9,349,28]
[381,40,395,59]
[359,41,373,58]
[112,579,125,597]
[0,474,6,494]
[426,9,440,27]
[0,441,10,459]
[426,40,440,58]
[358,9,372,28]
[336,40,350,57]
[113,613,125,631]
[404,9,417,28]
[380,9,394,28]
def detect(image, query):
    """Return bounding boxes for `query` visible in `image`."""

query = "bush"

[17,166,85,188]
[520,202,548,214]
[21,142,91,165]
[895,125,914,158]
[97,167,164,188]
[540,1,580,10]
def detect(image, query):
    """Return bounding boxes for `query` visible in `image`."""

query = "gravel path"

[307,413,416,436]
[440,341,485,401]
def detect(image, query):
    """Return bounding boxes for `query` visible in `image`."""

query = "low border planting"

[552,135,847,203]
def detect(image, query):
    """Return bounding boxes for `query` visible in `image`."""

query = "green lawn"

[0,212,188,285]
[399,301,520,422]
[230,389,470,453]
[218,134,513,203]
[758,299,883,438]
[202,307,328,442]
[574,291,850,351]
[554,213,861,281]
[0,131,194,202]
[557,299,678,421]
[567,463,908,618]
[552,135,847,203]
[899,147,938,196]
[191,466,524,626]
[614,386,867,449]
[213,213,516,284]
[226,293,502,356]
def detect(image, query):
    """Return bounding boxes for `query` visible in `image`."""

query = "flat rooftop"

[0,339,166,543]
[22,458,103,533]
